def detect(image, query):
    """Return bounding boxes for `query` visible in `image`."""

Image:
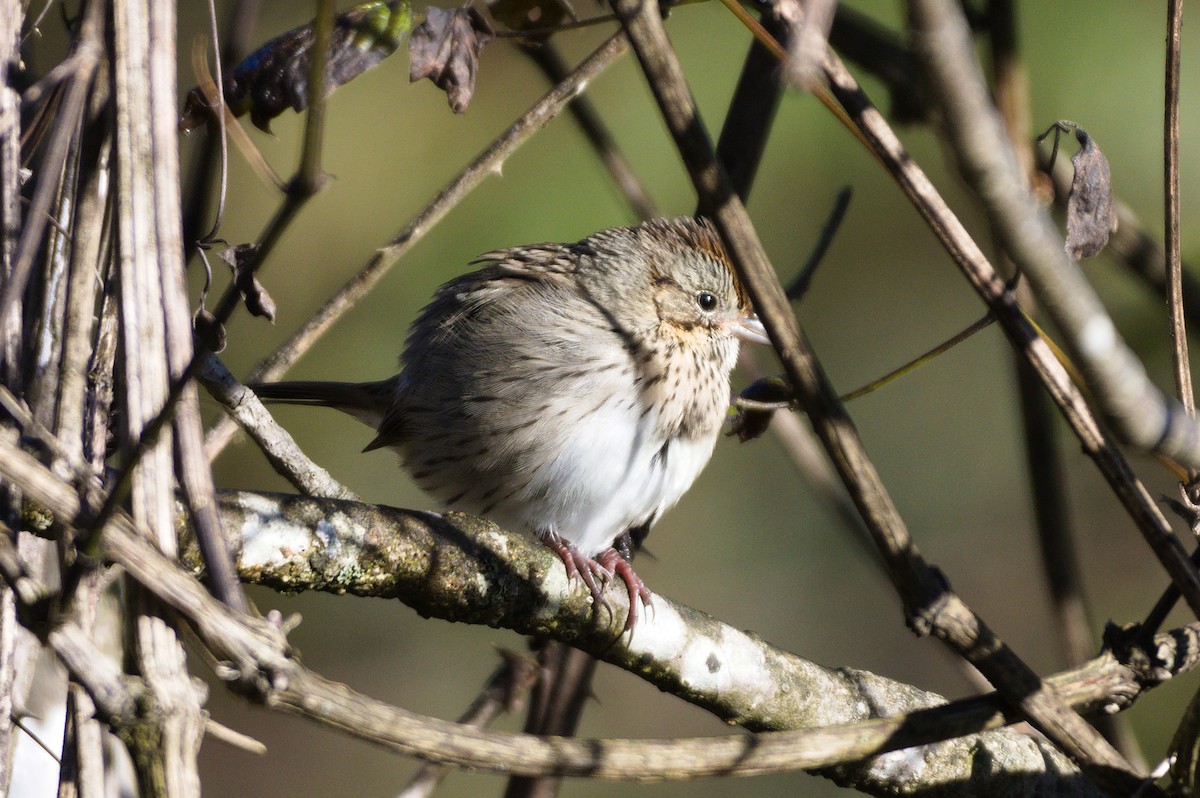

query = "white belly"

[482,394,719,556]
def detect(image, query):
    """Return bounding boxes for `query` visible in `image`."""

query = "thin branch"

[713,2,789,203]
[293,0,333,197]
[712,13,872,566]
[785,186,850,301]
[150,0,247,616]
[181,0,265,251]
[194,0,231,241]
[608,0,1147,790]
[48,0,238,620]
[54,78,109,472]
[827,5,926,123]
[1165,0,1192,417]
[910,0,1200,473]
[197,352,357,501]
[839,312,993,402]
[808,9,1200,624]
[0,4,102,356]
[984,1,1110,719]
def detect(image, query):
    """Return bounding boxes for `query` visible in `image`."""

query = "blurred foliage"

[159,1,1200,795]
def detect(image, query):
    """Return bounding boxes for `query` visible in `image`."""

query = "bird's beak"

[733,315,771,346]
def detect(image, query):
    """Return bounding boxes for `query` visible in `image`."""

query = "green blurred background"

[171,2,1200,795]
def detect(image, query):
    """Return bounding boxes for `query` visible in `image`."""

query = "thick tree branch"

[2,432,1138,795]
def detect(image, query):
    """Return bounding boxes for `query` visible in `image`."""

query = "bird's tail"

[248,379,395,429]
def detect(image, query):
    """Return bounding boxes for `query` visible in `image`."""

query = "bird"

[251,217,768,630]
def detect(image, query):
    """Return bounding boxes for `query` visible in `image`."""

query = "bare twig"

[54,78,109,473]
[714,3,789,203]
[0,2,102,357]
[911,0,1200,475]
[202,717,267,756]
[785,186,850,301]
[58,565,116,796]
[1165,0,1191,418]
[154,22,248,613]
[181,0,265,250]
[609,0,1147,790]
[784,0,834,90]
[503,644,596,798]
[804,8,1200,625]
[187,36,285,194]
[828,5,927,123]
[294,0,333,197]
[839,312,994,402]
[984,0,1107,696]
[197,353,357,500]
[712,15,867,560]
[193,0,231,242]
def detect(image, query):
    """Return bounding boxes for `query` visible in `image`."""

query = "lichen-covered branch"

[2,430,1139,795]
[198,487,1190,795]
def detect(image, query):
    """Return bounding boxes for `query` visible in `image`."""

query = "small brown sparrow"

[252,217,767,629]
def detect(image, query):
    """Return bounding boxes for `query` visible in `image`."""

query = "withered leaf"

[727,376,794,443]
[193,307,227,353]
[409,7,492,113]
[181,1,411,133]
[179,96,207,133]
[219,244,277,323]
[1064,126,1118,260]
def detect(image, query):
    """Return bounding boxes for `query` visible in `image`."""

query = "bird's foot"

[595,547,653,632]
[541,533,652,632]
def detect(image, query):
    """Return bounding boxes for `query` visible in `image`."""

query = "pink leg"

[540,533,652,631]
[541,531,611,608]
[595,548,653,631]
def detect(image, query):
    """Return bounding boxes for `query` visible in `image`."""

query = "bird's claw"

[541,534,652,632]
[595,548,653,631]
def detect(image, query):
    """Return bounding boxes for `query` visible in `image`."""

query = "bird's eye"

[695,291,718,311]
